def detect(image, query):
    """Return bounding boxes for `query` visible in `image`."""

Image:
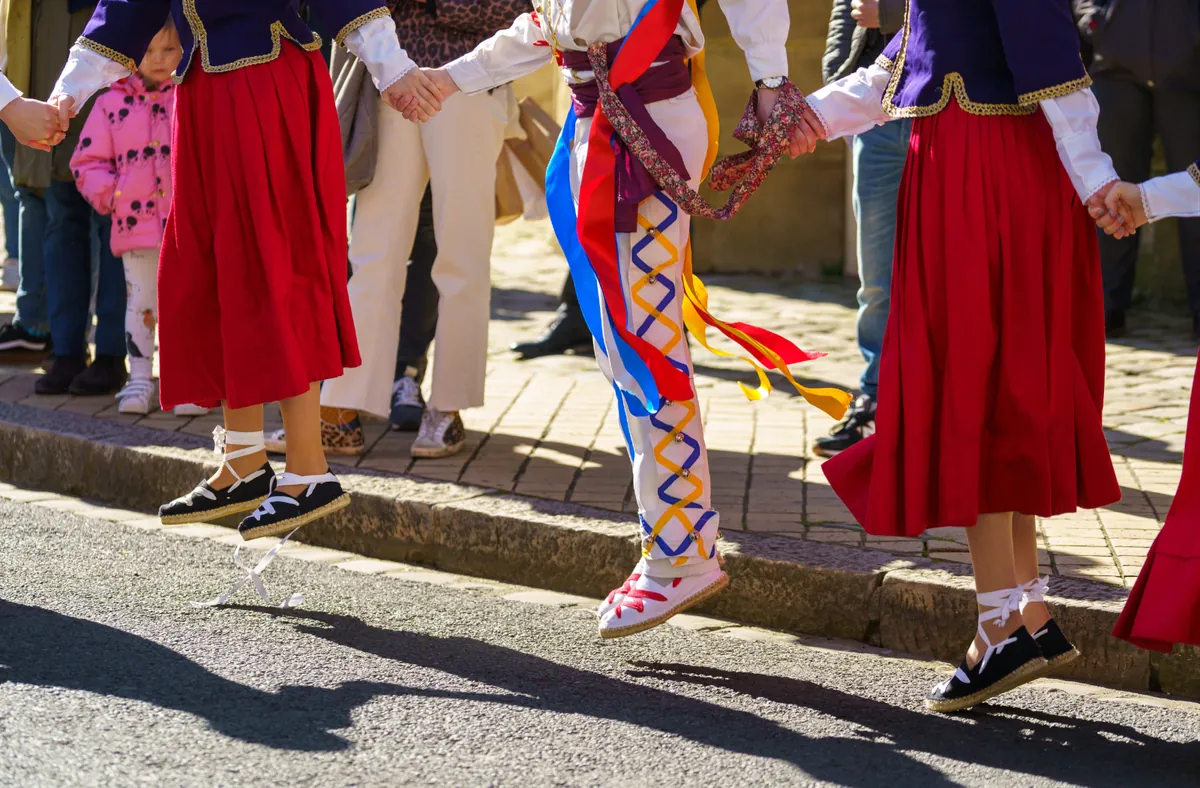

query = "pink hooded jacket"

[70,74,174,257]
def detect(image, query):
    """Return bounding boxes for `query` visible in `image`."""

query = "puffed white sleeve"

[342,16,418,92]
[51,46,132,108]
[804,63,894,141]
[718,0,790,83]
[443,13,553,96]
[1040,88,1119,202]
[1139,168,1200,223]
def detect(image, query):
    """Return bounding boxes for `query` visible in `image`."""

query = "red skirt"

[1113,355,1200,651]
[157,43,360,411]
[824,99,1120,537]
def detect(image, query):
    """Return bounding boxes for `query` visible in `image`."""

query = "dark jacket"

[822,0,905,84]
[1075,0,1200,90]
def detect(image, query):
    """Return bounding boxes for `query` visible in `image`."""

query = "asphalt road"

[1,496,1198,787]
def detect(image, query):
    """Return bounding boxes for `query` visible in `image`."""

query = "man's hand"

[851,0,881,29]
[383,68,445,123]
[0,97,65,151]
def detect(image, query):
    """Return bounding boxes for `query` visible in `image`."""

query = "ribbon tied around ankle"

[192,528,304,609]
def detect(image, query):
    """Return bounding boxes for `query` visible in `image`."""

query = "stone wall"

[692,0,844,276]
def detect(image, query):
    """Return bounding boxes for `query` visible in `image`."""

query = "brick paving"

[1,220,1195,588]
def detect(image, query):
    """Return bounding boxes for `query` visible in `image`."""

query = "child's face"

[139,27,183,86]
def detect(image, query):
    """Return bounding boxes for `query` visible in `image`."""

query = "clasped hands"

[0,95,69,151]
[1088,181,1144,240]
[382,67,459,122]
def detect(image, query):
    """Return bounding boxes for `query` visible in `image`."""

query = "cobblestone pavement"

[1,221,1195,589]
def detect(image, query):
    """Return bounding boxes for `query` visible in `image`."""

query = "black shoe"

[35,355,88,395]
[160,461,275,525]
[511,311,593,359]
[390,370,426,432]
[1105,310,1126,339]
[927,626,1047,713]
[0,322,52,363]
[238,472,351,540]
[1031,619,1081,673]
[68,354,127,396]
[813,394,875,458]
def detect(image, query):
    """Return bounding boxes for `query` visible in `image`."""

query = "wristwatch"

[756,76,786,90]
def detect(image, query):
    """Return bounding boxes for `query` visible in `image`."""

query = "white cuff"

[52,46,132,108]
[0,74,21,114]
[1040,89,1119,202]
[343,16,416,93]
[1140,172,1200,223]
[805,64,892,141]
[444,56,497,96]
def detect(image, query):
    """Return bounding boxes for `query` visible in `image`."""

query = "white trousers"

[122,246,159,380]
[322,88,510,417]
[573,90,719,571]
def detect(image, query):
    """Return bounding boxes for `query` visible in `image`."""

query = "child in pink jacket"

[70,20,202,416]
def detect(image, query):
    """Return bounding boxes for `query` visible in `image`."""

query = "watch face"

[760,77,785,89]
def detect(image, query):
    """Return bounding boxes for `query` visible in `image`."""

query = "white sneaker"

[411,409,466,459]
[597,566,729,639]
[173,403,210,417]
[116,378,157,415]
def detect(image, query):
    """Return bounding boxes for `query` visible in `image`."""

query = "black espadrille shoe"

[237,471,350,541]
[159,428,274,525]
[926,587,1049,713]
[1020,577,1081,674]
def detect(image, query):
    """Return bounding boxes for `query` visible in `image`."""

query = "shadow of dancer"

[625,662,1200,788]
[0,599,403,752]
[228,605,955,786]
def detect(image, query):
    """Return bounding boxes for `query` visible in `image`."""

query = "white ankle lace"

[1020,576,1050,613]
[212,426,268,492]
[192,527,304,609]
[973,586,1025,672]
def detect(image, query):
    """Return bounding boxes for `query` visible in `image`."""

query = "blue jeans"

[0,131,49,332]
[0,126,19,261]
[43,179,126,358]
[851,119,911,400]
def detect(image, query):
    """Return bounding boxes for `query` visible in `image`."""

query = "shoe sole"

[411,441,465,459]
[1028,647,1081,681]
[925,656,1050,713]
[811,445,843,459]
[598,572,730,640]
[160,496,268,526]
[238,493,351,541]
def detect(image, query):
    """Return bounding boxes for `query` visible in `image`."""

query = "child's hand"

[0,97,65,151]
[1104,181,1147,238]
[383,68,445,123]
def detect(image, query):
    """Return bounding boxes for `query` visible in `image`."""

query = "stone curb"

[0,401,1195,700]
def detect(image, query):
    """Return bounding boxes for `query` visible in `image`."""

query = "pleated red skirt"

[157,43,360,411]
[1113,355,1200,651]
[825,99,1121,537]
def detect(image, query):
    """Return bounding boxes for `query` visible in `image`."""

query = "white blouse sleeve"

[52,46,132,108]
[0,73,20,113]
[804,64,894,141]
[718,0,790,83]
[343,16,418,93]
[1040,88,1119,202]
[443,13,554,96]
[1139,171,1200,223]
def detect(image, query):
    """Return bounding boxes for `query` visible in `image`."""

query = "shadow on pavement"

[626,661,1199,787]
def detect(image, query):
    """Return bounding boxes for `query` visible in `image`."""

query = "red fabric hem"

[1114,541,1200,653]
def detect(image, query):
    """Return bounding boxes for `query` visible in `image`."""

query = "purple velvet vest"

[878,0,1090,117]
[80,0,388,83]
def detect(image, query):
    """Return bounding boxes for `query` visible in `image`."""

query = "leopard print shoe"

[264,408,365,456]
